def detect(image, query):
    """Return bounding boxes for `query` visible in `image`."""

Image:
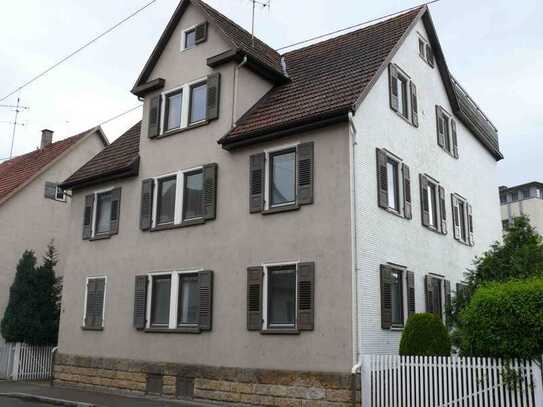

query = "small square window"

[151,275,171,327]
[164,90,183,132]
[182,170,204,221]
[268,266,296,327]
[157,176,177,225]
[177,274,199,326]
[269,149,296,208]
[189,82,207,124]
[184,29,196,49]
[95,191,113,235]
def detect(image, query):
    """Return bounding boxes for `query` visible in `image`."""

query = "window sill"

[89,233,113,241]
[151,218,206,232]
[81,326,104,331]
[157,121,209,139]
[260,328,300,335]
[438,146,458,160]
[392,109,414,127]
[262,203,300,215]
[422,224,444,235]
[379,206,406,219]
[454,237,472,247]
[144,327,201,334]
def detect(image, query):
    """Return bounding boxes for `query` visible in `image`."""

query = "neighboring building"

[55,1,503,404]
[500,182,543,232]
[0,127,107,341]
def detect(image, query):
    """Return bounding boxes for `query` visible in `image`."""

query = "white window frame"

[382,149,405,216]
[263,142,299,210]
[386,263,408,330]
[54,185,66,202]
[160,76,207,135]
[90,187,115,238]
[82,276,107,328]
[438,107,456,155]
[425,176,440,230]
[151,165,204,228]
[261,260,299,330]
[417,33,433,67]
[395,71,411,119]
[145,269,203,330]
[180,24,198,51]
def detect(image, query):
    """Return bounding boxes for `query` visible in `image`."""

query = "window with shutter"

[247,266,263,331]
[377,149,411,219]
[425,275,445,321]
[83,188,122,240]
[148,95,161,139]
[406,270,415,317]
[389,63,418,126]
[420,175,446,235]
[451,193,472,245]
[439,185,447,235]
[380,264,405,329]
[45,182,64,201]
[402,163,412,220]
[436,105,459,158]
[183,23,207,50]
[83,277,106,330]
[82,194,94,240]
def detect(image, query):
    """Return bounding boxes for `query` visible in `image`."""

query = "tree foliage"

[399,313,451,356]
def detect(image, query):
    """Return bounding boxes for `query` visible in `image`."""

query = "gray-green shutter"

[380,265,393,329]
[376,149,388,209]
[436,106,445,148]
[206,73,220,121]
[44,182,57,199]
[203,164,217,220]
[439,185,447,235]
[110,188,121,235]
[406,270,415,317]
[94,278,105,328]
[84,279,97,328]
[467,203,474,246]
[451,120,459,158]
[195,22,208,44]
[424,275,434,314]
[297,262,315,331]
[426,44,435,67]
[297,142,314,205]
[198,270,213,331]
[444,280,451,314]
[402,163,412,219]
[247,266,263,331]
[420,174,430,227]
[148,95,161,139]
[134,275,148,330]
[140,179,154,231]
[249,153,265,213]
[410,82,418,127]
[451,195,461,240]
[83,194,94,240]
[389,64,399,112]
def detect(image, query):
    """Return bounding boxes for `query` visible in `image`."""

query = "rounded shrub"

[457,277,543,360]
[399,313,451,356]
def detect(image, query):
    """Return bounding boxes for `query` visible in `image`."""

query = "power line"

[0,0,159,104]
[275,0,440,52]
[97,104,143,127]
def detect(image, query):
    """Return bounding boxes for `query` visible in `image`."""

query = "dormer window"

[181,23,208,51]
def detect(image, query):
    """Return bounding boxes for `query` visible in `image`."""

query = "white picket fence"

[361,355,543,407]
[0,343,54,381]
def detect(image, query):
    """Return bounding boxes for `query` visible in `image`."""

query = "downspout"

[231,55,248,128]
[349,111,361,406]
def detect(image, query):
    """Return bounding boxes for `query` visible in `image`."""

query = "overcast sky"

[0,0,540,187]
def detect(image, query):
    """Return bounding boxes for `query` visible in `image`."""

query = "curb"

[0,392,97,407]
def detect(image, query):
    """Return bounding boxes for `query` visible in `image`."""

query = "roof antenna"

[249,0,270,47]
[0,95,29,159]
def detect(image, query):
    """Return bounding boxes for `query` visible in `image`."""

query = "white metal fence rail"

[361,355,543,407]
[0,343,54,381]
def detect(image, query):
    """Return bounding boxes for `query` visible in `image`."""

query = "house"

[0,127,107,342]
[500,182,543,232]
[54,0,503,404]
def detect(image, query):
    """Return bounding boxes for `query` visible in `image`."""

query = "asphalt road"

[0,396,56,406]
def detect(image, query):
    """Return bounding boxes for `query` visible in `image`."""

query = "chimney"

[41,129,54,148]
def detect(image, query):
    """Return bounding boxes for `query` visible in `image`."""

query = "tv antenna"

[249,0,270,47]
[0,97,29,159]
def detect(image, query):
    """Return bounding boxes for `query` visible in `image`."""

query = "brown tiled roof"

[62,122,141,189]
[0,128,100,204]
[220,8,422,145]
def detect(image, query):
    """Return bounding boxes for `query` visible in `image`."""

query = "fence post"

[11,343,21,381]
[360,355,371,407]
[533,358,543,407]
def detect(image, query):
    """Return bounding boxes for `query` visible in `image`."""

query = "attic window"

[181,23,208,51]
[418,35,434,68]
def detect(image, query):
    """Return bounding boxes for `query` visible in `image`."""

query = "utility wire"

[0,0,159,104]
[97,104,143,127]
[275,0,440,51]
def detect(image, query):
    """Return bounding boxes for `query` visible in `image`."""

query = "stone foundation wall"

[54,353,360,406]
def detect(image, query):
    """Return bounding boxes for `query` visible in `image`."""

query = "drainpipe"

[49,346,58,387]
[348,111,361,406]
[231,55,248,128]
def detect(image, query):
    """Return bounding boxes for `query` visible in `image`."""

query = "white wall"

[501,198,543,234]
[353,19,502,355]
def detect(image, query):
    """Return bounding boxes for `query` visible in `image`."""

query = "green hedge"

[399,313,451,356]
[458,278,543,359]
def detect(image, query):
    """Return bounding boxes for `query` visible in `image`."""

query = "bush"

[399,313,451,356]
[457,278,543,360]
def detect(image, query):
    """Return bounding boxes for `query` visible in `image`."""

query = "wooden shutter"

[388,64,399,112]
[402,163,412,219]
[436,106,445,148]
[83,194,94,240]
[297,142,314,205]
[84,279,97,328]
[195,22,208,44]
[297,262,315,331]
[206,73,220,121]
[376,149,388,209]
[426,44,435,67]
[380,265,393,329]
[444,280,451,314]
[134,275,148,330]
[140,179,154,231]
[94,278,105,328]
[202,164,217,220]
[110,188,121,235]
[420,174,430,227]
[406,270,415,317]
[247,266,263,331]
[424,275,434,314]
[410,82,418,127]
[467,203,474,246]
[249,153,265,213]
[44,182,57,199]
[451,120,459,158]
[451,195,461,240]
[148,95,161,139]
[439,185,447,235]
[198,270,213,331]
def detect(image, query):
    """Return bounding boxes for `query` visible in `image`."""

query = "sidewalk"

[0,381,213,407]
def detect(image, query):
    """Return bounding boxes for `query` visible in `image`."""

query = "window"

[380,264,415,329]
[249,142,314,214]
[189,82,207,124]
[502,219,510,231]
[184,28,196,49]
[83,277,106,330]
[436,106,458,158]
[44,182,66,202]
[82,188,121,240]
[511,191,519,201]
[425,275,451,322]
[418,38,426,58]
[500,193,507,204]
[139,165,217,231]
[420,174,446,234]
[389,64,418,126]
[164,90,183,132]
[181,23,207,50]
[55,185,66,201]
[451,193,474,246]
[246,262,315,332]
[137,270,213,332]
[522,188,531,199]
[417,35,434,67]
[376,149,412,219]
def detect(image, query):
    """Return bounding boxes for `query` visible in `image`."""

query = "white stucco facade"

[500,184,543,233]
[352,19,502,355]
